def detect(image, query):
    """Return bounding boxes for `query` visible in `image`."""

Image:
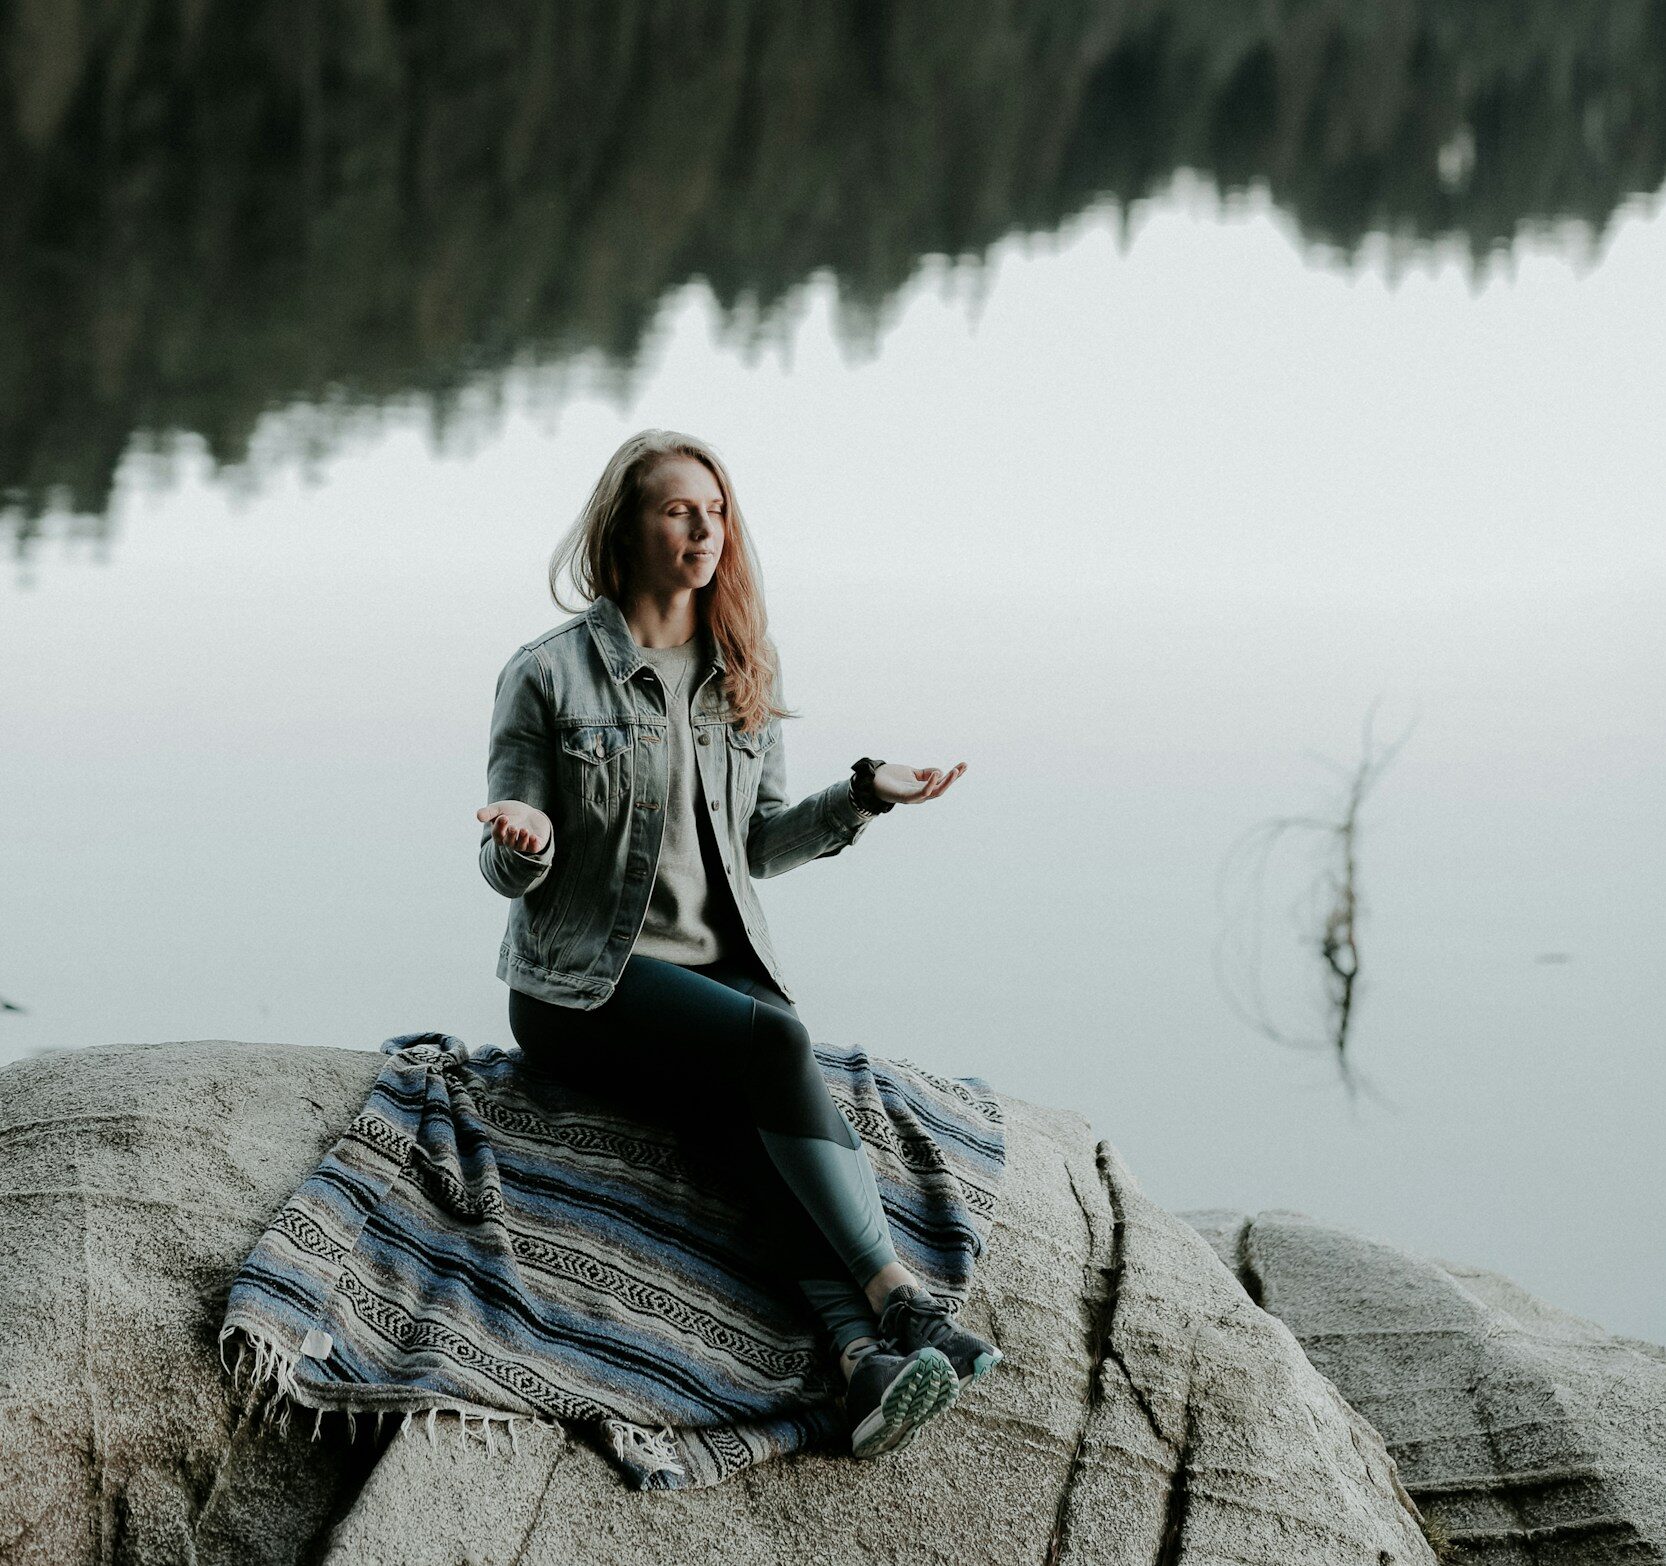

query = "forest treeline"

[2,0,1662,541]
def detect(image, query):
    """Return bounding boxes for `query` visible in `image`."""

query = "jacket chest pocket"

[725,723,776,812]
[556,722,634,806]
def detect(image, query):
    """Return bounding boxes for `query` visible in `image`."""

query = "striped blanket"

[217,1030,1006,1489]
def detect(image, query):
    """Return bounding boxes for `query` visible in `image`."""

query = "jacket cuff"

[826,776,873,838]
[486,832,553,879]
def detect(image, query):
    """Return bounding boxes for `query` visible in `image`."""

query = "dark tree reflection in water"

[2,0,1663,550]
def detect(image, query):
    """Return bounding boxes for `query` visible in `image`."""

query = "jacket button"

[708,798,719,811]
[698,733,711,745]
[594,737,605,756]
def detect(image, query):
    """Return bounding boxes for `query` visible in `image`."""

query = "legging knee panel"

[732,1000,860,1147]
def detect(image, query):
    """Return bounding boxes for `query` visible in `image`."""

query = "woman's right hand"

[476,800,553,855]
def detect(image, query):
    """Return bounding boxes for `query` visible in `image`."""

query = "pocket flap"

[559,723,634,764]
[725,723,777,755]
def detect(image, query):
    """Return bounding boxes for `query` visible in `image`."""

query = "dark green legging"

[508,951,899,1356]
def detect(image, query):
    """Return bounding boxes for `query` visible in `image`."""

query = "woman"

[474,429,1000,1460]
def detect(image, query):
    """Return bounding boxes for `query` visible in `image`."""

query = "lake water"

[3,13,1662,1345]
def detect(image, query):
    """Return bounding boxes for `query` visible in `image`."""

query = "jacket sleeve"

[478,645,559,899]
[745,661,876,880]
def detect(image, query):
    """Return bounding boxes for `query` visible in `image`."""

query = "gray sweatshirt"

[629,637,746,965]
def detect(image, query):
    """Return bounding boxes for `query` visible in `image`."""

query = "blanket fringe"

[604,1417,685,1479]
[217,1322,546,1455]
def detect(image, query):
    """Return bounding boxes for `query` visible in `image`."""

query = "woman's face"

[631,456,725,594]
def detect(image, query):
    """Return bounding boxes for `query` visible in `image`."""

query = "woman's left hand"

[874,760,967,805]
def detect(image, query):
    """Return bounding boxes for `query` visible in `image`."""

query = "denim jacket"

[479,593,876,1007]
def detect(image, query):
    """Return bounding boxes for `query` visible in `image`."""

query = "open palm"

[476,799,552,853]
[874,761,966,805]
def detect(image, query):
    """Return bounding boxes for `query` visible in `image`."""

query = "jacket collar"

[586,592,726,684]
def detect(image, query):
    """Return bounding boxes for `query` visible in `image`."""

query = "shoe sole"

[850,1347,960,1459]
[957,1346,1004,1389]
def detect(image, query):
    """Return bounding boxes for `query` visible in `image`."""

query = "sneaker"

[841,1338,960,1459]
[876,1283,1003,1390]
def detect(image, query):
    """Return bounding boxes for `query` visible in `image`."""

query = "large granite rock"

[1,1040,1435,1564]
[1183,1208,1666,1564]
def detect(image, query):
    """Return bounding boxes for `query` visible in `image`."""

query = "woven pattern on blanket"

[218,1031,1006,1489]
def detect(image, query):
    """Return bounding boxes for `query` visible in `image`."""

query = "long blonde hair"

[547,430,794,735]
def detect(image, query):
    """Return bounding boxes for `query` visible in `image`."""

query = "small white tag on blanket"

[300,1329,334,1360]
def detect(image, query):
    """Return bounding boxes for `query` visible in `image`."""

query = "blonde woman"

[474,430,999,1459]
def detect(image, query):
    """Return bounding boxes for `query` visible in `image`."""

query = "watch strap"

[850,756,895,815]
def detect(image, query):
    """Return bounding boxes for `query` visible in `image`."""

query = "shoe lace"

[842,1337,890,1374]
[878,1287,954,1349]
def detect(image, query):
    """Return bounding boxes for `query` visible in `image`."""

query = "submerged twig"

[1212,699,1415,1108]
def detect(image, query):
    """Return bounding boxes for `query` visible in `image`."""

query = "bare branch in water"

[1212,698,1416,1109]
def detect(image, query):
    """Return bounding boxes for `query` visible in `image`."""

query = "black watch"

[850,757,894,814]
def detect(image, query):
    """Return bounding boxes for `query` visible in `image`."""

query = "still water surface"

[3,178,1661,1337]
